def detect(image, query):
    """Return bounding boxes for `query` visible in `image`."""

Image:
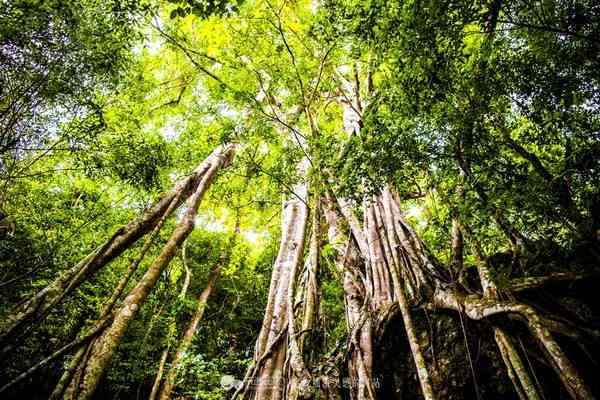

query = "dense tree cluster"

[1,1,599,399]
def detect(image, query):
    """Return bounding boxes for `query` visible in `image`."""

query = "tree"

[1,0,599,399]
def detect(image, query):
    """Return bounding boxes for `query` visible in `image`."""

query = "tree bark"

[323,194,375,400]
[149,349,169,400]
[58,144,235,400]
[149,240,192,400]
[369,188,437,400]
[0,147,229,349]
[241,170,308,400]
[157,262,223,400]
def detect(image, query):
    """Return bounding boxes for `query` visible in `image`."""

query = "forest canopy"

[1,0,599,399]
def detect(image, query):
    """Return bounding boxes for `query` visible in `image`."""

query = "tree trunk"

[322,194,375,400]
[365,188,437,400]
[57,144,235,400]
[149,240,192,400]
[157,263,223,400]
[287,189,321,400]
[237,168,308,400]
[149,349,169,400]
[45,170,194,400]
[0,147,230,349]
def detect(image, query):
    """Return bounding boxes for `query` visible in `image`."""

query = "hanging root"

[495,327,542,400]
[432,288,594,399]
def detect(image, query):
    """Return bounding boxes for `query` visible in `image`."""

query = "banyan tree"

[1,0,599,399]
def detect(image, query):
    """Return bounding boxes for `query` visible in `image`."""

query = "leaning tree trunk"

[54,144,235,400]
[157,250,227,399]
[148,240,192,400]
[0,147,231,350]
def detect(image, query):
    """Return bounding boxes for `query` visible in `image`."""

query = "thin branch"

[497,20,599,44]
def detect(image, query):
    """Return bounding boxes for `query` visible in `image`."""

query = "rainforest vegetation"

[1,0,599,399]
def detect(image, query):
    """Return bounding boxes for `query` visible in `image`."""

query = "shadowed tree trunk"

[157,238,232,400]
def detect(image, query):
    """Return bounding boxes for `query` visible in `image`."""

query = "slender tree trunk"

[286,237,312,400]
[58,144,235,400]
[450,217,463,273]
[0,148,228,349]
[149,349,169,400]
[49,347,86,400]
[300,192,320,351]
[157,263,223,400]
[46,181,188,399]
[149,240,192,400]
[287,189,321,400]
[179,241,192,299]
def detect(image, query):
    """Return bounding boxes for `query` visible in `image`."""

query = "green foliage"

[0,0,150,182]
[167,0,243,19]
[2,0,600,398]
[320,0,600,252]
